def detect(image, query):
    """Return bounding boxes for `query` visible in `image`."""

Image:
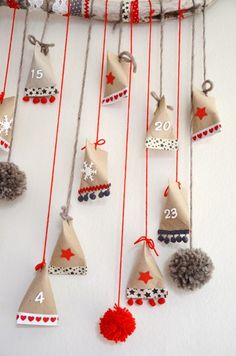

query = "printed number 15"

[31,69,43,79]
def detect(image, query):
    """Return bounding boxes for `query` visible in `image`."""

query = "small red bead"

[23,96,30,102]
[135,299,143,305]
[149,299,156,307]
[41,97,47,104]
[158,298,166,305]
[33,97,40,104]
[127,299,134,306]
[49,95,56,103]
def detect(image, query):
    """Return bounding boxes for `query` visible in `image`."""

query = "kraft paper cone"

[0,96,15,152]
[158,181,190,244]
[126,243,168,305]
[16,266,58,326]
[146,96,178,151]
[102,51,129,105]
[49,219,87,275]
[192,88,222,141]
[78,140,111,202]
[23,38,58,103]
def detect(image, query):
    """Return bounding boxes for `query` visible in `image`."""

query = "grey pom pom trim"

[0,162,27,201]
[169,248,214,291]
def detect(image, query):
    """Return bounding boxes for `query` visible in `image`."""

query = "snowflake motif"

[28,0,43,9]
[0,115,13,136]
[52,0,68,14]
[81,161,97,182]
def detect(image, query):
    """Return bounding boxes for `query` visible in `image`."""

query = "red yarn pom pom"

[33,97,40,104]
[135,299,143,305]
[127,298,134,306]
[99,304,136,343]
[49,95,56,103]
[23,96,30,102]
[41,97,47,104]
[158,297,166,305]
[149,298,156,307]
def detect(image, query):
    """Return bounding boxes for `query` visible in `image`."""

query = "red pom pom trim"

[100,304,136,343]
[33,97,40,104]
[127,298,134,306]
[149,299,156,307]
[135,299,143,305]
[158,297,166,305]
[41,97,47,104]
[23,96,30,102]
[49,95,56,103]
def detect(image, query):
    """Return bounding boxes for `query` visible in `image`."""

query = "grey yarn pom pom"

[169,248,214,291]
[0,162,27,200]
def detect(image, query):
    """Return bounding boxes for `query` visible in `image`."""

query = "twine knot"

[134,236,159,256]
[60,206,73,222]
[151,91,173,110]
[0,91,5,104]
[35,259,46,271]
[28,35,54,55]
[119,51,137,73]
[164,181,181,197]
[202,79,213,96]
[81,138,106,150]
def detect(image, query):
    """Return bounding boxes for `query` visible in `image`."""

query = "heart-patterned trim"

[16,313,58,326]
[192,123,222,142]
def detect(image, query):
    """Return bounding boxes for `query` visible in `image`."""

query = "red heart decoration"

[4,143,8,149]
[209,128,214,133]
[1,140,4,145]
[114,95,118,100]
[43,317,49,323]
[197,133,202,139]
[20,315,26,321]
[123,89,127,95]
[28,316,34,322]
[36,317,41,322]
[110,96,113,101]
[16,315,19,320]
[215,125,219,130]
[50,317,56,323]
[106,98,109,103]
[192,136,197,141]
[119,92,123,97]
[203,131,208,136]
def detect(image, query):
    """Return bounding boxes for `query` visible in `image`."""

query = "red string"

[95,0,108,144]
[117,6,134,307]
[0,8,17,104]
[175,0,183,182]
[35,3,71,270]
[81,138,106,150]
[134,236,159,256]
[144,0,153,238]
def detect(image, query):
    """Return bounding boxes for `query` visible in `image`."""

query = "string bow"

[28,35,54,56]
[81,138,106,150]
[134,236,159,256]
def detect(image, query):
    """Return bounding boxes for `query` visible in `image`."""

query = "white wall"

[0,1,236,355]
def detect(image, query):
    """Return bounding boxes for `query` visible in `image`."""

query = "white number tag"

[34,291,45,304]
[155,121,171,131]
[164,208,178,219]
[31,69,43,79]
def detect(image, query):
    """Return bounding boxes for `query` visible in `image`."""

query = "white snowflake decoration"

[81,161,97,182]
[0,115,13,136]
[52,0,68,15]
[28,0,44,10]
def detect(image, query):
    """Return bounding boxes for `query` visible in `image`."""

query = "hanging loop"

[202,79,213,95]
[164,181,181,197]
[81,138,106,150]
[134,236,159,256]
[60,206,73,222]
[28,35,54,55]
[119,51,137,73]
[151,91,173,111]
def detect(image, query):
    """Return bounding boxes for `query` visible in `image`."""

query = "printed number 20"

[155,121,171,131]
[31,69,43,79]
[164,208,178,219]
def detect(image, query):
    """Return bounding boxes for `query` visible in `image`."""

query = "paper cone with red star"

[0,96,15,152]
[127,242,168,307]
[23,36,58,105]
[48,219,87,275]
[102,51,129,105]
[78,140,111,202]
[16,265,58,326]
[192,88,222,141]
[158,181,190,245]
[146,96,178,151]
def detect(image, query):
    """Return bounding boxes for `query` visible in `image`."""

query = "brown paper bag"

[23,36,58,104]
[0,96,15,152]
[102,51,130,105]
[16,266,58,326]
[49,219,87,275]
[78,140,111,202]
[192,88,222,141]
[146,95,178,151]
[127,242,168,306]
[158,181,190,244]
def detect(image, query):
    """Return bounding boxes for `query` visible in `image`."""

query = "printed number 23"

[31,69,43,79]
[164,208,177,219]
[35,291,45,304]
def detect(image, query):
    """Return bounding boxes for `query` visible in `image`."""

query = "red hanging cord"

[95,0,108,144]
[35,2,71,270]
[117,7,134,308]
[175,0,184,182]
[144,0,153,238]
[0,7,17,103]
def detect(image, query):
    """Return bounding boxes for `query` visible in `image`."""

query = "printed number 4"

[164,208,178,219]
[35,291,45,304]
[31,69,43,79]
[155,121,171,131]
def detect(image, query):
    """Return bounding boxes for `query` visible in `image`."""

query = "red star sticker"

[138,271,153,284]
[194,107,208,120]
[106,72,115,85]
[60,248,75,261]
